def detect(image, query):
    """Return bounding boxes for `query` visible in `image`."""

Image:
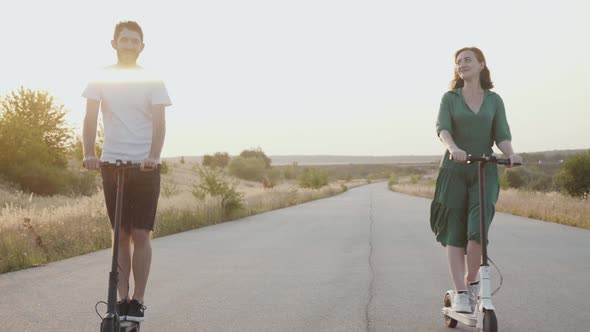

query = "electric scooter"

[442,154,520,332]
[96,160,145,332]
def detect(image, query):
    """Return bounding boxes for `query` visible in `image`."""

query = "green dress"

[430,88,512,248]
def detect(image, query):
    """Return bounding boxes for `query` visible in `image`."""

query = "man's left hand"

[141,158,159,171]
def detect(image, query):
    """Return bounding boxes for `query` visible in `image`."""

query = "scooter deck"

[120,320,140,332]
[442,307,476,327]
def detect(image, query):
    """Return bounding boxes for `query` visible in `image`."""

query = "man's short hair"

[114,21,144,42]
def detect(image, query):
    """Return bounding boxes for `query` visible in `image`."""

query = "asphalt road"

[1,183,589,331]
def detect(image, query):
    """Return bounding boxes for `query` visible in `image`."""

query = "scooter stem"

[478,160,489,267]
[106,168,125,317]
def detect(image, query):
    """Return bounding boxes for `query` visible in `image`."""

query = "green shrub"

[202,152,230,168]
[501,168,526,189]
[239,147,271,168]
[368,171,390,181]
[228,156,267,181]
[556,151,590,197]
[499,172,510,190]
[160,161,170,174]
[161,182,180,198]
[68,170,98,196]
[283,165,296,180]
[299,168,329,189]
[192,165,244,217]
[2,162,98,196]
[262,168,281,188]
[409,175,421,184]
[388,174,399,187]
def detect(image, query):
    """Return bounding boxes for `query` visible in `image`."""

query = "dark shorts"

[101,167,161,232]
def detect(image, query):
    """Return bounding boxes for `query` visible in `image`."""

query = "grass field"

[390,180,590,230]
[0,162,366,274]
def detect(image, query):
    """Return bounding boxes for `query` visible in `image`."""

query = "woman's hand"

[507,153,523,167]
[449,147,468,163]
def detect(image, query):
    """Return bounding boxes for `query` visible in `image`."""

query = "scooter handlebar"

[99,160,141,168]
[96,160,155,170]
[100,160,158,170]
[450,154,522,166]
[493,158,522,166]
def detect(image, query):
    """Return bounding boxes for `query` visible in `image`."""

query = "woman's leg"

[466,240,481,282]
[447,245,468,291]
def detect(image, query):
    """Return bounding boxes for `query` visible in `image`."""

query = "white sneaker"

[468,282,480,312]
[452,292,471,313]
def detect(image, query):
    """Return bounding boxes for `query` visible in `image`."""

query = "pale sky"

[1,0,588,157]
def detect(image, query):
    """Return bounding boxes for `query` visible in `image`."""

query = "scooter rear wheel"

[478,309,497,332]
[443,293,458,328]
[120,321,141,332]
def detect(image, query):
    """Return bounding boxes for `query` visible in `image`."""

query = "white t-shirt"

[83,67,172,163]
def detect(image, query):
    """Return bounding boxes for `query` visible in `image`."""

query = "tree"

[556,151,590,198]
[239,147,271,168]
[0,87,72,169]
[228,156,266,181]
[69,122,104,161]
[501,168,527,189]
[0,87,78,194]
[202,152,230,168]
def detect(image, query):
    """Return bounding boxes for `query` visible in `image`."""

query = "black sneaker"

[117,299,129,320]
[126,299,146,322]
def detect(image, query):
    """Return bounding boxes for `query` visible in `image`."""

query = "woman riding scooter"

[430,47,523,313]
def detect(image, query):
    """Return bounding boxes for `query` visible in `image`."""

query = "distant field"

[164,149,588,166]
[275,163,438,182]
[164,155,441,165]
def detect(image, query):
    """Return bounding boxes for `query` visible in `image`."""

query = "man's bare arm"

[145,104,166,168]
[82,99,100,169]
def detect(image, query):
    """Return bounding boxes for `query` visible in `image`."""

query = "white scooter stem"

[476,266,495,328]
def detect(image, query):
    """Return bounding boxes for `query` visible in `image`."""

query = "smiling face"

[455,50,485,82]
[111,28,144,66]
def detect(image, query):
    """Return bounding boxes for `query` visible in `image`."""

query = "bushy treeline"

[0,87,97,195]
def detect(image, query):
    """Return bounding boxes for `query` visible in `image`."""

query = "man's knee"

[131,229,151,244]
[118,229,132,242]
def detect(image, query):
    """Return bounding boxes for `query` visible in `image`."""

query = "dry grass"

[0,193,110,272]
[390,183,590,230]
[495,189,590,229]
[0,163,365,274]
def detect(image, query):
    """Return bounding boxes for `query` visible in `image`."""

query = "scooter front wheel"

[478,309,497,332]
[100,317,119,332]
[443,293,458,328]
